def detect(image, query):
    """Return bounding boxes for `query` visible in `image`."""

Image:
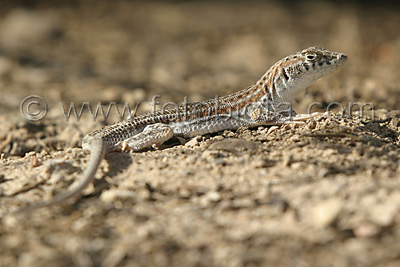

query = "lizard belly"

[169,116,251,138]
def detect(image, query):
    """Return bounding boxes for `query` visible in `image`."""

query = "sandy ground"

[1,1,400,266]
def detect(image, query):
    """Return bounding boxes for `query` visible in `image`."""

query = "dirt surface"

[1,1,400,266]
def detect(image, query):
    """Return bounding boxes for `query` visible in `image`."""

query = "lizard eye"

[306,54,316,61]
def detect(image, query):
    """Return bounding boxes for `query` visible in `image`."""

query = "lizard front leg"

[250,107,318,125]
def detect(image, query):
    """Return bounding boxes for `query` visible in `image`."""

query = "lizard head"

[297,46,347,77]
[282,47,347,81]
[283,46,347,81]
[268,47,348,102]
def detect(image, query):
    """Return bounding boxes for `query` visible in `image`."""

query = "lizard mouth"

[333,53,348,70]
[337,53,348,66]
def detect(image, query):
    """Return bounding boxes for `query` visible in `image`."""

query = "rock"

[310,199,342,228]
[205,191,221,202]
[100,189,136,203]
[199,191,221,206]
[185,136,201,148]
[353,222,380,238]
[232,198,254,209]
[369,203,398,227]
[178,188,191,199]
[206,138,260,155]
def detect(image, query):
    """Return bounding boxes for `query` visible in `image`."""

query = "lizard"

[18,46,347,212]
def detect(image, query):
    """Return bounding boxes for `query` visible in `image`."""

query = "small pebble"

[310,199,342,228]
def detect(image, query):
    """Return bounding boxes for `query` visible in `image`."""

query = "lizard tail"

[15,137,106,214]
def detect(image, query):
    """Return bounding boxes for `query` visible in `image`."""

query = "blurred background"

[0,0,399,149]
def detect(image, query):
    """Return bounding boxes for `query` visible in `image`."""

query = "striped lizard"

[19,47,347,212]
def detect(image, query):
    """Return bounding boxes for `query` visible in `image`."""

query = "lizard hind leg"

[118,123,174,153]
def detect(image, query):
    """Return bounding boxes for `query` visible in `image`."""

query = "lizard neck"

[217,62,310,113]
